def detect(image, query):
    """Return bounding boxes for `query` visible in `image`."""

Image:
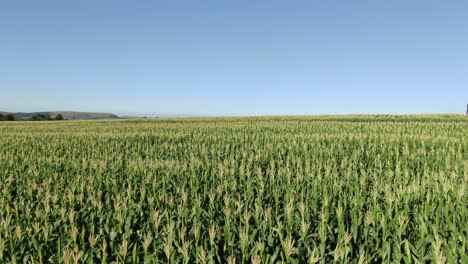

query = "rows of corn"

[0,115,467,263]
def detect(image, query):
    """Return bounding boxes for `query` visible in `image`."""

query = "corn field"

[0,115,467,263]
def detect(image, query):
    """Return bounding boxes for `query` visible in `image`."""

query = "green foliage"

[0,113,15,121]
[31,113,53,121]
[55,114,64,120]
[0,116,467,263]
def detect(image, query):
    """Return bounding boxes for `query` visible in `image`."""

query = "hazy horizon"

[1,0,467,115]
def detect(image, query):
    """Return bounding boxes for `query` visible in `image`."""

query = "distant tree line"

[0,113,15,121]
[30,113,64,121]
[0,113,64,121]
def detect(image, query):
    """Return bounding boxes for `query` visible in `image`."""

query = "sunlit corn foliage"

[0,115,467,263]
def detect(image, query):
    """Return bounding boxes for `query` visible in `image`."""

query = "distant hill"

[1,111,120,120]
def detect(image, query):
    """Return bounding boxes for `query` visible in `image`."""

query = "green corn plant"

[0,115,466,262]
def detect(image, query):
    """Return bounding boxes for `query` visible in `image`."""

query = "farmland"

[0,115,467,263]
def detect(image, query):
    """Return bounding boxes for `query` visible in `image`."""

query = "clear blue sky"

[1,0,467,116]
